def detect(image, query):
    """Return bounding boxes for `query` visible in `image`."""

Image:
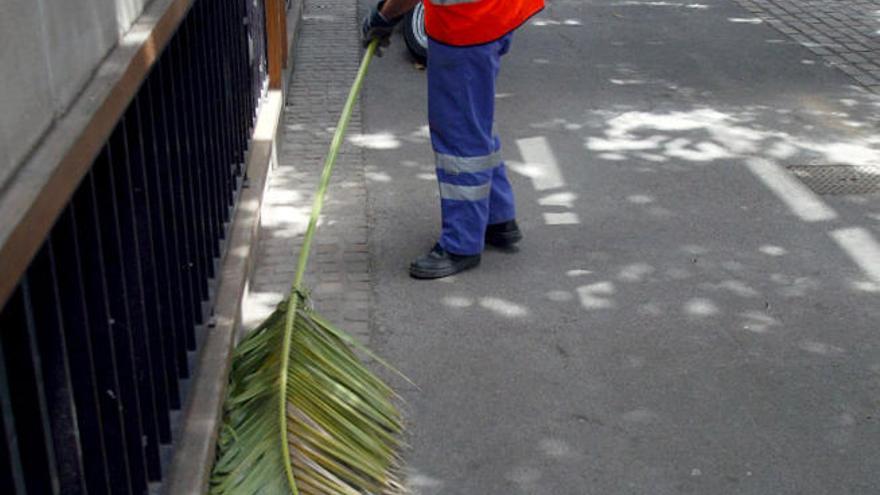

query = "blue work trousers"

[428,35,516,256]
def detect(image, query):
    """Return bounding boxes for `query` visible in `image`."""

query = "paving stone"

[838,64,863,76]
[842,53,869,63]
[345,291,370,302]
[316,243,339,254]
[346,243,370,253]
[806,45,831,55]
[345,322,369,336]
[315,282,345,295]
[253,282,289,294]
[343,252,370,263]
[854,74,879,86]
[345,261,370,273]
[347,272,371,283]
[344,311,370,323]
[270,265,296,275]
[318,272,343,282]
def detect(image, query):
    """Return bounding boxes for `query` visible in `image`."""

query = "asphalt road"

[358,1,880,493]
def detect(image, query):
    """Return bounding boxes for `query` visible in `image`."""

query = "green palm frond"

[209,40,406,494]
[210,294,405,494]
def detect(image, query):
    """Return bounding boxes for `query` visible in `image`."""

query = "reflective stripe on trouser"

[428,34,515,255]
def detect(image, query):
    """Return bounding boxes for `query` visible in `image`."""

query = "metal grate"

[786,164,880,195]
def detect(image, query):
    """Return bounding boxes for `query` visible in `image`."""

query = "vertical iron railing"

[249,0,269,105]
[0,0,267,493]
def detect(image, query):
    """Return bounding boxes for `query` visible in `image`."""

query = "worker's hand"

[362,1,402,54]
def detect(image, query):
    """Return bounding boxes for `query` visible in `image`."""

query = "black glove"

[362,1,402,53]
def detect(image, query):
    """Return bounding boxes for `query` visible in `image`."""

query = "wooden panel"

[266,0,284,89]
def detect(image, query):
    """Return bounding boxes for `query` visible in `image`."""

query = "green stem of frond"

[278,39,379,495]
[280,291,302,494]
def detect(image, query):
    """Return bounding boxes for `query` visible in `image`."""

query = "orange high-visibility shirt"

[424,0,545,47]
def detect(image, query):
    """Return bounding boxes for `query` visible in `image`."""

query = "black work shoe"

[485,220,523,248]
[409,244,481,279]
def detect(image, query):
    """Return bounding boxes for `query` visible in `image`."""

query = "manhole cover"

[786,165,880,195]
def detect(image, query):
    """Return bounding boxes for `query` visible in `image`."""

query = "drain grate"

[786,165,880,195]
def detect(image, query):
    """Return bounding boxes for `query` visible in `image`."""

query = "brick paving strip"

[731,0,880,93]
[242,0,373,344]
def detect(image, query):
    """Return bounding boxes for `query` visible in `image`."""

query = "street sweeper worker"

[363,0,544,279]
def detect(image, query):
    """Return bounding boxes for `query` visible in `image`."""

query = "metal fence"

[0,0,266,493]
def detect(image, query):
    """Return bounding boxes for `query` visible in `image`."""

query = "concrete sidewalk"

[247,0,880,493]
